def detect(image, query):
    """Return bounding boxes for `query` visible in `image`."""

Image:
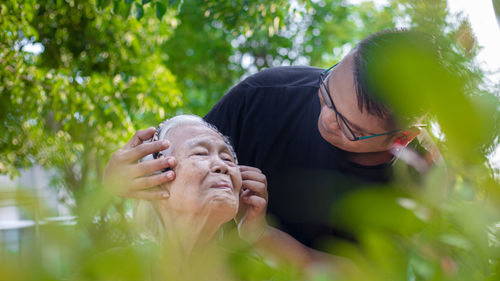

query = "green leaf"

[142,0,152,4]
[125,0,134,4]
[112,0,120,14]
[156,2,166,19]
[97,0,112,9]
[440,234,473,250]
[120,2,132,18]
[135,3,144,20]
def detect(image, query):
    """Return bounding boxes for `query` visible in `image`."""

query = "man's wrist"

[239,222,269,244]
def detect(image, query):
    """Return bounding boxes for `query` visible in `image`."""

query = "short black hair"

[352,29,439,127]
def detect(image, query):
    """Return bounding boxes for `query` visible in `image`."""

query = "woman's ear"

[158,182,171,199]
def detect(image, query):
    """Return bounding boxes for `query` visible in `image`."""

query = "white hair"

[140,114,237,165]
[134,114,237,242]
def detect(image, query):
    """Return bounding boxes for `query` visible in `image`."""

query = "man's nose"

[211,157,229,174]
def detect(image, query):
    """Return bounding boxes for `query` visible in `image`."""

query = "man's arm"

[237,166,356,272]
[254,225,355,272]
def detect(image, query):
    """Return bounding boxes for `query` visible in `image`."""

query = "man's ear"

[393,126,421,148]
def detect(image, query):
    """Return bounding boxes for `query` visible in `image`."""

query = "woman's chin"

[206,196,238,221]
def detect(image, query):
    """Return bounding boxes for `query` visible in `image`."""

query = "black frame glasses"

[319,64,399,141]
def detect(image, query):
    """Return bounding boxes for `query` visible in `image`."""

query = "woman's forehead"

[186,137,228,149]
[169,125,224,147]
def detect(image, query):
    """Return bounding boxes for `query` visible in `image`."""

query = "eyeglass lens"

[336,114,357,141]
[320,74,357,141]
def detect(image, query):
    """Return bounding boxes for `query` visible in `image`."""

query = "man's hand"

[103,127,176,200]
[236,165,269,244]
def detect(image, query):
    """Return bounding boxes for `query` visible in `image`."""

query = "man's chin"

[318,129,368,154]
[318,124,388,154]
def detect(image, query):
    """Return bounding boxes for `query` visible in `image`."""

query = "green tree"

[1,0,184,211]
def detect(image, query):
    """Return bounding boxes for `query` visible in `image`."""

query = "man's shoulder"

[215,66,322,107]
[241,66,323,89]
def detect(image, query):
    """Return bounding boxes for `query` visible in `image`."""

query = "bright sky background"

[432,0,500,172]
[446,0,500,172]
[447,0,500,81]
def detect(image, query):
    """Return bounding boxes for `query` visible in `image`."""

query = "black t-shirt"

[204,66,392,249]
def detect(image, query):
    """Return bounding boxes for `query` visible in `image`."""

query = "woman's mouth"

[210,180,232,190]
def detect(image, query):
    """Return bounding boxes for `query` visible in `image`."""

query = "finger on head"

[239,165,262,173]
[240,188,252,198]
[241,180,267,197]
[124,140,170,162]
[133,157,177,178]
[135,189,170,201]
[125,127,156,149]
[131,170,175,191]
[241,171,266,183]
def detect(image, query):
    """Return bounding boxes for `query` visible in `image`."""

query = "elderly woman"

[131,115,272,279]
[105,115,353,278]
[134,115,242,247]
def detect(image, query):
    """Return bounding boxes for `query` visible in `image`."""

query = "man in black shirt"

[203,63,400,249]
[103,30,433,257]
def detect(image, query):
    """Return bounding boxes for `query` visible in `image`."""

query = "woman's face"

[159,124,242,221]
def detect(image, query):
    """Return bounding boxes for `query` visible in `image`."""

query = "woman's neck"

[154,223,230,281]
[159,211,223,260]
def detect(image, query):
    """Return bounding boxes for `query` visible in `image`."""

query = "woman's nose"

[211,157,229,174]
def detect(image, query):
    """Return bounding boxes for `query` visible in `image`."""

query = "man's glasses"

[319,64,399,141]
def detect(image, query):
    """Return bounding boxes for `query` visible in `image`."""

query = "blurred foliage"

[0,0,416,202]
[1,0,500,280]
[0,0,183,210]
[495,0,500,28]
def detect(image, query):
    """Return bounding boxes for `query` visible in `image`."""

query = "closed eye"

[191,149,209,156]
[220,153,235,163]
[354,130,365,136]
[343,119,366,136]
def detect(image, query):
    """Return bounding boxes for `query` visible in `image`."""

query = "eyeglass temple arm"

[357,130,401,140]
[321,63,338,74]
